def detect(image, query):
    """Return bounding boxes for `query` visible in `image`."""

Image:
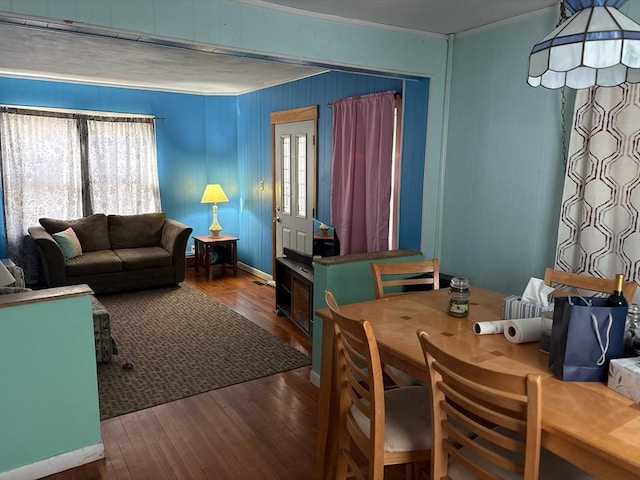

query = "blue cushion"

[52,227,83,260]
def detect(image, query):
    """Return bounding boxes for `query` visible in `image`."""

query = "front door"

[274,119,315,258]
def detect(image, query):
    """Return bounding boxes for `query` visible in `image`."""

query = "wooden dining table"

[314,286,640,480]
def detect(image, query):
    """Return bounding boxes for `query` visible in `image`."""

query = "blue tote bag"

[549,296,627,382]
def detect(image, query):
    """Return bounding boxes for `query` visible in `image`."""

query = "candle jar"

[448,277,470,318]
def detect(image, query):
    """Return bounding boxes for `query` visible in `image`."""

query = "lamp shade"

[528,0,640,89]
[0,262,15,287]
[200,184,229,204]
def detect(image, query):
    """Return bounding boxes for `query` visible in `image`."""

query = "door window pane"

[296,134,306,218]
[281,135,291,215]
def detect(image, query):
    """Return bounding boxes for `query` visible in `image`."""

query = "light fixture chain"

[559,2,568,171]
[561,86,567,170]
[556,0,569,27]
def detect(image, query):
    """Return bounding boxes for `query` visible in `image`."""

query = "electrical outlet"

[190,244,195,254]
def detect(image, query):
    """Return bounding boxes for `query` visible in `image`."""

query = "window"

[0,106,160,282]
[281,134,292,216]
[296,133,307,218]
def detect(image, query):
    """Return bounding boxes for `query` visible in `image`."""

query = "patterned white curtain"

[0,111,83,281]
[555,84,640,303]
[0,110,161,284]
[87,118,161,214]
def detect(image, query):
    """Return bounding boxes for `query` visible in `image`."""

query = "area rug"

[96,284,310,420]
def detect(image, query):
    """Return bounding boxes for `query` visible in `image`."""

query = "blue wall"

[440,5,639,296]
[0,77,239,256]
[1,0,450,272]
[0,71,428,275]
[442,11,565,295]
[236,71,429,273]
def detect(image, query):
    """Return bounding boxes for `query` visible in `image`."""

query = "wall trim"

[238,262,272,282]
[0,443,104,480]
[232,0,445,38]
[456,4,557,38]
[309,369,320,388]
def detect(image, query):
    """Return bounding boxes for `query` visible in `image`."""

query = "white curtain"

[555,83,640,303]
[87,118,161,214]
[0,109,161,284]
[0,111,83,280]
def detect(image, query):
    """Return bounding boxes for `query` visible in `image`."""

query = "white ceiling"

[0,0,559,95]
[238,0,559,36]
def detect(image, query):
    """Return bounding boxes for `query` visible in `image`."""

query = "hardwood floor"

[45,268,317,480]
[45,267,409,479]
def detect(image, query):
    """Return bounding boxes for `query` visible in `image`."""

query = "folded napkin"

[520,277,555,308]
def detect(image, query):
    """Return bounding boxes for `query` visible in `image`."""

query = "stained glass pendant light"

[528,0,640,89]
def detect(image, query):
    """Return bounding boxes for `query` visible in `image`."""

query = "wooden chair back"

[543,268,637,300]
[417,330,543,480]
[325,290,386,479]
[371,259,440,299]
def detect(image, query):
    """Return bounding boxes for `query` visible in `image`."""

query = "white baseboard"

[238,262,273,283]
[309,369,320,388]
[0,443,104,480]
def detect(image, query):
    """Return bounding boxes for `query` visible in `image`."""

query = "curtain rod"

[327,90,401,108]
[0,104,161,120]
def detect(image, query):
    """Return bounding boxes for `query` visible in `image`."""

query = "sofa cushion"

[114,247,173,271]
[40,214,111,252]
[109,212,167,249]
[65,250,123,277]
[52,227,83,260]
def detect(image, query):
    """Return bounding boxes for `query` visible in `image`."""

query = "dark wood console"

[275,249,314,337]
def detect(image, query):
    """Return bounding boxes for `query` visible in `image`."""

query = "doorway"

[271,106,318,272]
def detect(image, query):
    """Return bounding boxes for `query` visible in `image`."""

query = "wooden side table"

[193,234,239,279]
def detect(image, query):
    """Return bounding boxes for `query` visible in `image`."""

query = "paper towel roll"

[504,317,543,344]
[473,320,510,335]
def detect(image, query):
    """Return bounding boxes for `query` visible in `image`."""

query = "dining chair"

[325,290,432,480]
[416,330,594,480]
[543,267,638,300]
[370,259,440,387]
[370,259,440,299]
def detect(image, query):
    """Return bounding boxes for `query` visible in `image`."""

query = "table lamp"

[200,184,229,237]
[0,261,15,286]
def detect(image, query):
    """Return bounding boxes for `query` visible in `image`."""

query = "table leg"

[205,243,211,280]
[194,241,200,273]
[232,241,238,275]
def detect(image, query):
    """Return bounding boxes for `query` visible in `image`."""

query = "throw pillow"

[52,227,83,260]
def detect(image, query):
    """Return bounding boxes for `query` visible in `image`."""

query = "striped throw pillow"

[52,227,83,260]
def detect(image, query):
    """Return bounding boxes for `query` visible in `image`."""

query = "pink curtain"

[330,91,397,255]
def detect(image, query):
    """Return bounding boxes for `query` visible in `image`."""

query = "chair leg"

[335,448,349,480]
[405,462,428,480]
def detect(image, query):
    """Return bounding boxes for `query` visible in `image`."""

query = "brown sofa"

[28,212,192,294]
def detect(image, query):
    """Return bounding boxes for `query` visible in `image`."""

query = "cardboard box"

[608,357,640,403]
[501,295,546,320]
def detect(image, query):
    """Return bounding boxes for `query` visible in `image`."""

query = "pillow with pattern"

[52,227,83,260]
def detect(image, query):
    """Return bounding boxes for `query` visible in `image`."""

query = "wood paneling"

[441,10,565,295]
[236,71,419,275]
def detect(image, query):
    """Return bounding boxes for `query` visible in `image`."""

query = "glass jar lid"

[450,277,469,289]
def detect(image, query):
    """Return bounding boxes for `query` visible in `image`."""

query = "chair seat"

[385,364,426,386]
[351,385,432,453]
[447,427,594,480]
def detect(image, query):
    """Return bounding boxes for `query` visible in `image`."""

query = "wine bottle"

[607,273,628,307]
